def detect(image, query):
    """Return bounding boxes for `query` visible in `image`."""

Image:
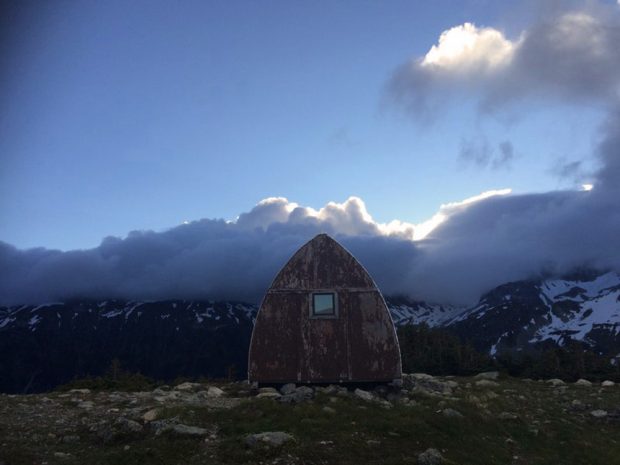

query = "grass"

[1,376,619,464]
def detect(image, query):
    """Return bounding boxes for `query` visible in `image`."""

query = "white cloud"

[389,8,620,118]
[421,22,518,73]
[413,189,512,240]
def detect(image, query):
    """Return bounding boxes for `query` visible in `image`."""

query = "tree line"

[397,324,620,381]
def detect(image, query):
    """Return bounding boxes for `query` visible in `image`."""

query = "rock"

[575,379,592,387]
[244,431,294,447]
[77,401,94,410]
[498,412,518,420]
[69,388,91,395]
[570,399,585,410]
[322,406,336,414]
[280,383,297,395]
[142,409,159,422]
[475,380,499,388]
[61,435,80,443]
[403,373,454,395]
[546,379,565,386]
[258,387,278,394]
[278,386,314,404]
[417,447,444,465]
[256,392,282,399]
[602,380,615,387]
[475,371,499,380]
[53,452,71,459]
[354,388,374,402]
[441,408,463,418]
[174,382,201,392]
[207,386,225,397]
[366,439,381,446]
[171,424,208,436]
[116,417,143,433]
[151,420,208,436]
[389,378,403,388]
[590,410,608,418]
[378,400,393,409]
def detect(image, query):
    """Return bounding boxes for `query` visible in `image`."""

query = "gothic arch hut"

[248,233,402,384]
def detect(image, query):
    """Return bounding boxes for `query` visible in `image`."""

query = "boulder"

[280,383,297,395]
[68,389,91,395]
[475,380,499,388]
[174,382,202,392]
[115,417,143,433]
[354,388,374,402]
[475,371,499,380]
[258,387,278,394]
[441,408,463,418]
[417,448,444,465]
[403,374,454,396]
[590,410,607,418]
[142,409,159,422]
[170,424,208,436]
[278,386,314,404]
[601,380,615,387]
[244,431,294,447]
[256,392,281,400]
[207,386,225,397]
[575,379,592,387]
[546,379,565,386]
[497,412,518,420]
[151,420,208,436]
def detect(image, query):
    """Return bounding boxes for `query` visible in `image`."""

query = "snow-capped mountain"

[1,271,619,393]
[446,271,620,356]
[384,297,467,327]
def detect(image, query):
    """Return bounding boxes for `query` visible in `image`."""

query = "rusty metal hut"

[248,233,402,384]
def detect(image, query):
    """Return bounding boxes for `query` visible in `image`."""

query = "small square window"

[312,293,336,317]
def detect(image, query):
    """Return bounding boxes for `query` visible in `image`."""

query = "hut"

[248,233,402,384]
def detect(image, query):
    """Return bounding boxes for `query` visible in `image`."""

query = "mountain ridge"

[1,271,619,393]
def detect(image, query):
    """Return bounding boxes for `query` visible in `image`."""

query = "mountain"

[445,271,620,357]
[1,272,619,393]
[0,300,255,393]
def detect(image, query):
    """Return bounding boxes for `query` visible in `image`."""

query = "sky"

[1,0,619,305]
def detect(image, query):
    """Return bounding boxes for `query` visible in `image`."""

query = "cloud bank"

[1,187,618,306]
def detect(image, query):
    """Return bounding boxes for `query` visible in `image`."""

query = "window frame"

[309,291,338,319]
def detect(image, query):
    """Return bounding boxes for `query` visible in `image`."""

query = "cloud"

[0,197,421,306]
[493,141,514,170]
[458,137,515,170]
[388,7,620,118]
[420,22,518,74]
[7,185,619,307]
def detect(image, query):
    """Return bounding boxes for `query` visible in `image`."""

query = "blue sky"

[1,0,606,250]
[2,0,620,305]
